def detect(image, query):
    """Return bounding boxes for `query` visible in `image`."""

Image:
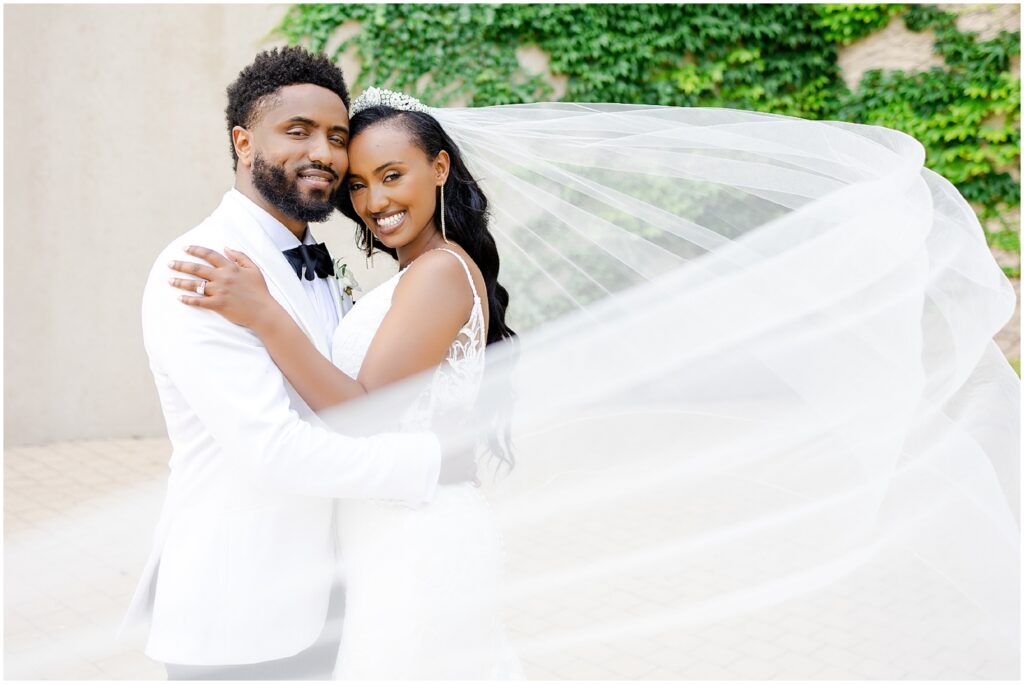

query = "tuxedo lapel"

[212,193,330,358]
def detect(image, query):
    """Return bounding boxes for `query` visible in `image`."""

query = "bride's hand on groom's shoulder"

[168,246,278,330]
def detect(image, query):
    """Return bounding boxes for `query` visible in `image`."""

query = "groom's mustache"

[296,162,339,181]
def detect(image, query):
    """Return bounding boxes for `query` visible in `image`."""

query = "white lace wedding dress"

[330,248,523,680]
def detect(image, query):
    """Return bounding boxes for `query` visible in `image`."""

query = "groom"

[123,47,468,679]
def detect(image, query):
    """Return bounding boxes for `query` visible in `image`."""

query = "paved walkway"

[5,438,168,679]
[5,437,1019,680]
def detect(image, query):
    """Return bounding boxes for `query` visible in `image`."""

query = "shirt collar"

[229,187,317,249]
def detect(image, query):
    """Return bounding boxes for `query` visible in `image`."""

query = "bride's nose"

[367,184,389,214]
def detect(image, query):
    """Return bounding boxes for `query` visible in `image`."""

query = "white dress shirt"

[230,188,340,349]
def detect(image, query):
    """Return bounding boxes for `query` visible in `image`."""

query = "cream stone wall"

[4,4,1020,446]
[837,16,946,89]
[838,3,1020,89]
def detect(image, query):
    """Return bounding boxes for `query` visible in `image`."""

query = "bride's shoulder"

[400,247,471,286]
[393,248,477,314]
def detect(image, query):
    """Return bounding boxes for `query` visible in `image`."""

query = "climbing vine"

[840,4,1020,275]
[814,4,905,45]
[277,3,1020,273]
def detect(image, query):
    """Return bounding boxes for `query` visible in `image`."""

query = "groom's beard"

[252,153,339,223]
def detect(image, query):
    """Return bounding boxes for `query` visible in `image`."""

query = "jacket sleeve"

[141,256,441,504]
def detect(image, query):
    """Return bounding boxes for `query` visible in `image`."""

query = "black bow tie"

[282,242,335,281]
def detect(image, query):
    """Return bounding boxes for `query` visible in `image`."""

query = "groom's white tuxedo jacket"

[124,189,440,666]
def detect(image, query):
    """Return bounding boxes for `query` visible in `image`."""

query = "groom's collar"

[227,187,316,249]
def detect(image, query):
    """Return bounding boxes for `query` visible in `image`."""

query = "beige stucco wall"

[4,4,1020,446]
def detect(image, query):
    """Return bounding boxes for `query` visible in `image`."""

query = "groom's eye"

[287,128,308,137]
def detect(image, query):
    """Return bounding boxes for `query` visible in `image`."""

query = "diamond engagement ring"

[196,280,207,296]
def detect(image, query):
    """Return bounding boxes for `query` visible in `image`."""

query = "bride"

[173,89,1020,679]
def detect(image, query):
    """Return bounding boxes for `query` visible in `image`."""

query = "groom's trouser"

[164,579,345,680]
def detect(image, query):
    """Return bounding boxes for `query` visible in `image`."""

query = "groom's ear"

[434,150,451,186]
[232,126,254,168]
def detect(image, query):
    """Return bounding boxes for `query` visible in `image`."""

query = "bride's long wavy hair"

[335,105,517,471]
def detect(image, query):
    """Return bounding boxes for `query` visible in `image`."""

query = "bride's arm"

[169,245,366,411]
[169,246,474,411]
[356,248,474,389]
[250,303,367,411]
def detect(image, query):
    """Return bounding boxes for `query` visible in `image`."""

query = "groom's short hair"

[225,46,350,170]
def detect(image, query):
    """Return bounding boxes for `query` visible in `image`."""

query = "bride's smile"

[373,209,406,234]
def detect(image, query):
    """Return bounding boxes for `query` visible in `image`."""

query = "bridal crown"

[350,86,431,117]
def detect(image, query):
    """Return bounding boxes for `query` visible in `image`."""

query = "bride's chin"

[377,231,416,250]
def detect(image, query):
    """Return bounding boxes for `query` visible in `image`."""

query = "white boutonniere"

[333,258,362,315]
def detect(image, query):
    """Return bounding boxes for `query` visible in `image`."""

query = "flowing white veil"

[321,104,1020,678]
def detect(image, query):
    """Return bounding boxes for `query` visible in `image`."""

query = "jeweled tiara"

[350,86,431,117]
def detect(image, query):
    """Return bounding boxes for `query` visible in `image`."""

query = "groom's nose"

[306,133,332,166]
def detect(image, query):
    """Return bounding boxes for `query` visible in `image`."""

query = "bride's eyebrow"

[373,160,403,173]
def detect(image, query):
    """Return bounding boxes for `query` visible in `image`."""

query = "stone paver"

[5,437,1020,680]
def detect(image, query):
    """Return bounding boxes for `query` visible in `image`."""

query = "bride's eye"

[349,182,366,192]
[383,171,401,183]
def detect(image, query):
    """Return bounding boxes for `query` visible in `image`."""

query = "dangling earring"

[440,184,450,244]
[363,225,375,263]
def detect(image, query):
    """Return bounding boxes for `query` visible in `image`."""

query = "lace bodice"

[331,248,487,429]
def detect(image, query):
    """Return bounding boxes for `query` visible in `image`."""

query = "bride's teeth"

[378,212,404,228]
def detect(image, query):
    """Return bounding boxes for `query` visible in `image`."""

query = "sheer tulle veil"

[321,103,1020,677]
